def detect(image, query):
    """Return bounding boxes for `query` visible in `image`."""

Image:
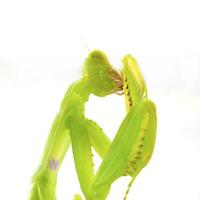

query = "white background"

[0,0,200,199]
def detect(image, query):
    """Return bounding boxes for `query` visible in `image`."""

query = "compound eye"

[91,52,104,60]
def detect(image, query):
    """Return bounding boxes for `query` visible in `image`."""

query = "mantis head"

[83,50,123,97]
[122,55,148,112]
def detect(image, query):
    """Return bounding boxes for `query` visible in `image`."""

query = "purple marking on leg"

[50,159,59,170]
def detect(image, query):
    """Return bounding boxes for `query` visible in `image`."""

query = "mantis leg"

[69,118,112,200]
[123,100,157,199]
[29,113,71,200]
[86,119,111,159]
[69,117,95,200]
[91,100,156,200]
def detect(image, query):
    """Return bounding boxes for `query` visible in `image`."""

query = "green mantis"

[28,50,157,200]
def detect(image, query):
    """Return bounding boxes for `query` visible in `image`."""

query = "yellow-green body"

[28,50,157,200]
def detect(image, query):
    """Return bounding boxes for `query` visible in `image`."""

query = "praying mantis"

[28,50,157,200]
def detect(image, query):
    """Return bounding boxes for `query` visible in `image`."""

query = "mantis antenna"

[80,36,90,52]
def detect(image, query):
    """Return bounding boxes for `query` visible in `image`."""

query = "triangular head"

[83,50,123,97]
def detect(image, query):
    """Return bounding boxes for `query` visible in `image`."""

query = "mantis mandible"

[28,50,157,200]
